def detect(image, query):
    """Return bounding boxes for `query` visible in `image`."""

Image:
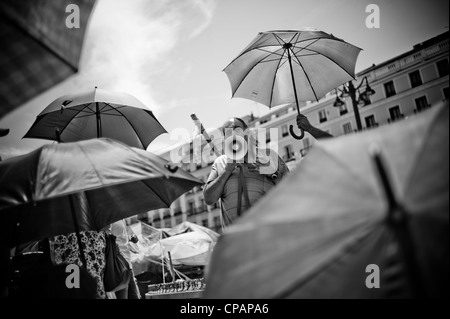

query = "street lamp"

[333,76,376,131]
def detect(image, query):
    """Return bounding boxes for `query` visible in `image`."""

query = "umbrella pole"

[285,45,305,140]
[55,128,61,143]
[190,114,222,157]
[68,194,87,269]
[95,102,102,138]
[168,251,176,283]
[159,233,165,284]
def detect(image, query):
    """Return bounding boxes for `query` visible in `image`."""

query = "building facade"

[133,31,449,231]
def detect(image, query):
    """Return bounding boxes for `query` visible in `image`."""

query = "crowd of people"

[1,114,329,299]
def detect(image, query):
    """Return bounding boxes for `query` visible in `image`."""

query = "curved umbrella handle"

[289,125,305,140]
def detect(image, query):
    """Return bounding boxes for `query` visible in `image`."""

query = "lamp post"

[333,76,376,132]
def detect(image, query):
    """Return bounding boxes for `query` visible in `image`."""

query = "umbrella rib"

[94,112,125,117]
[61,108,95,115]
[292,42,357,80]
[75,142,104,184]
[255,47,285,58]
[101,103,138,113]
[82,103,96,113]
[226,32,358,97]
[277,58,289,70]
[258,57,286,64]
[99,102,128,112]
[139,179,172,207]
[107,105,147,149]
[288,31,301,46]
[228,51,280,97]
[272,33,288,46]
[402,105,445,197]
[99,103,110,113]
[290,47,320,102]
[291,52,318,58]
[291,35,355,47]
[290,38,320,56]
[58,104,93,138]
[226,34,354,69]
[223,34,286,71]
[72,113,95,119]
[269,49,286,108]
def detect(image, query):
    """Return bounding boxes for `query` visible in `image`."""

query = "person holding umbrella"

[296,114,333,139]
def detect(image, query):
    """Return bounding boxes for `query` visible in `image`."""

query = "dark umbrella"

[204,101,449,299]
[223,29,361,139]
[24,87,167,149]
[0,0,96,118]
[0,138,202,266]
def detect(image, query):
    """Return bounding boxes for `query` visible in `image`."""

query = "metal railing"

[387,114,404,123]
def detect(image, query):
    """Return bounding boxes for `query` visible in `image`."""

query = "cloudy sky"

[0,0,448,159]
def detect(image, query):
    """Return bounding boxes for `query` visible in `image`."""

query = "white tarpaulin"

[128,221,219,267]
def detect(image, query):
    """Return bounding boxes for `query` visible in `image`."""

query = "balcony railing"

[387,114,404,123]
[366,123,379,129]
[413,105,431,114]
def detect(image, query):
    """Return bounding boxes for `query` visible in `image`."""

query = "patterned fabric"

[0,0,96,118]
[49,230,107,299]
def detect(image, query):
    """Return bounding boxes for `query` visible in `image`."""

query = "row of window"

[313,58,449,125]
[385,58,448,98]
[256,58,448,132]
[341,94,440,134]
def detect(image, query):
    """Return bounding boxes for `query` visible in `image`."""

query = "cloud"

[186,0,218,38]
[74,0,218,114]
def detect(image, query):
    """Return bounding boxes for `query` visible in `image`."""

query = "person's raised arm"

[296,114,333,139]
[203,161,237,205]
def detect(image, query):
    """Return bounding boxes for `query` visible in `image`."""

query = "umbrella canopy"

[204,101,449,299]
[0,138,203,248]
[224,29,361,139]
[0,0,96,118]
[23,87,167,149]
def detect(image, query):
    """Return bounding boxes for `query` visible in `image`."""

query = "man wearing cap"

[203,117,289,225]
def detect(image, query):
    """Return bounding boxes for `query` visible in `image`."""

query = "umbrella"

[0,138,203,259]
[204,101,449,299]
[23,87,167,149]
[0,0,96,118]
[223,29,361,139]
